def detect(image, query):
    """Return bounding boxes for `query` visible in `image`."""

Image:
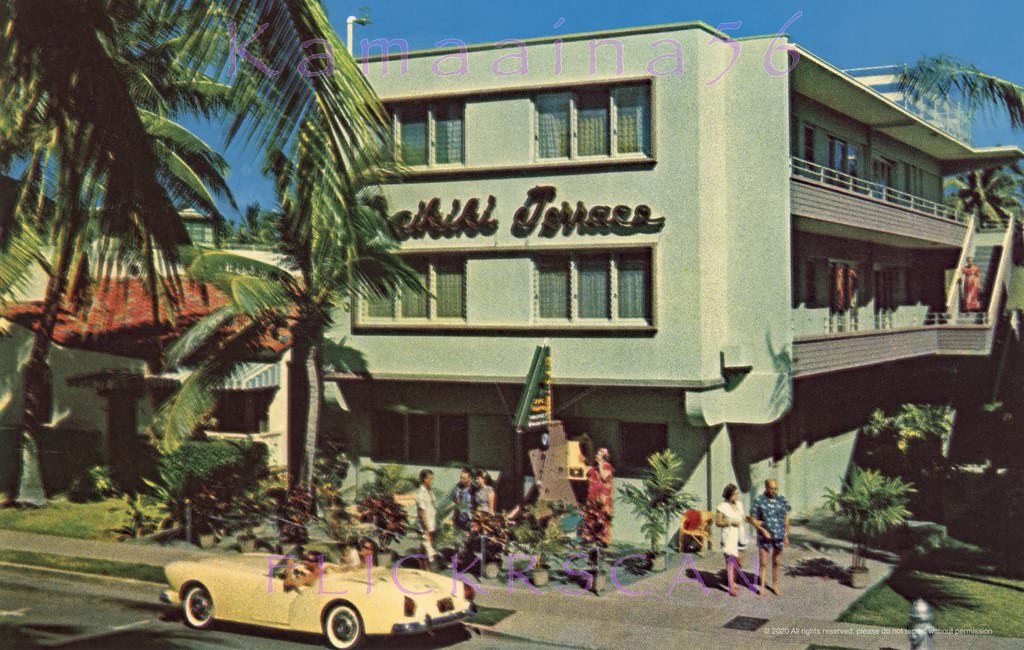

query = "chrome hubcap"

[332,611,356,642]
[189,594,210,620]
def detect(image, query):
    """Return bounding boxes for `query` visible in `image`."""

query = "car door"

[246,564,301,626]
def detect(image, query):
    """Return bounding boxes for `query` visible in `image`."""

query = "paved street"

[0,566,549,650]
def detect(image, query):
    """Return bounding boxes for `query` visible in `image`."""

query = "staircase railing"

[946,214,977,314]
[986,214,1016,327]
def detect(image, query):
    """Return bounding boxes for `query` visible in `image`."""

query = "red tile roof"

[1,279,291,363]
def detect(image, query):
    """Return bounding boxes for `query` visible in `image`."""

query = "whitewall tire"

[323,603,365,649]
[182,584,214,629]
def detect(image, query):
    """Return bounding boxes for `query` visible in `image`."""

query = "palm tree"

[946,166,1023,228]
[900,55,1024,129]
[156,145,420,490]
[0,2,235,504]
[3,1,396,502]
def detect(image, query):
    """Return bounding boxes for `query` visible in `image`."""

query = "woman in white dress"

[715,483,747,596]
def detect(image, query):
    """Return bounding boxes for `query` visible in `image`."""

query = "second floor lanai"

[787,47,1023,377]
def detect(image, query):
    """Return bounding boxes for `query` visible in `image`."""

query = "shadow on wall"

[323,337,369,375]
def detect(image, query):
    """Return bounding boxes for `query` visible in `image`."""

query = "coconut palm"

[900,55,1024,129]
[0,1,236,504]
[155,144,421,489]
[945,166,1023,228]
[3,1,398,502]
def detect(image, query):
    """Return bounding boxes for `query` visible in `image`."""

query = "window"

[393,100,464,166]
[534,250,652,323]
[364,256,466,321]
[372,411,468,464]
[617,422,668,474]
[536,84,651,160]
[827,135,859,177]
[802,125,815,163]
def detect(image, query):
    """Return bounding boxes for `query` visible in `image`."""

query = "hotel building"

[326,22,1022,543]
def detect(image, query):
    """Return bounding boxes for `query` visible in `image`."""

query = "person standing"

[715,483,747,596]
[473,470,495,515]
[415,469,438,563]
[962,257,982,312]
[748,478,790,596]
[450,467,474,531]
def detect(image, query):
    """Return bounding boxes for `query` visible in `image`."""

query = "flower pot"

[590,570,607,595]
[649,552,666,572]
[376,551,393,569]
[197,533,217,549]
[531,567,550,587]
[237,536,257,553]
[483,560,501,580]
[848,566,870,589]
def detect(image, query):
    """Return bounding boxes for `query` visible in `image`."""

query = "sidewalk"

[0,526,1018,649]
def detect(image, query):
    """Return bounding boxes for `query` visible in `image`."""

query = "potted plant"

[470,511,512,579]
[618,450,696,572]
[824,465,915,588]
[356,493,408,568]
[576,500,611,592]
[235,487,271,553]
[514,502,569,587]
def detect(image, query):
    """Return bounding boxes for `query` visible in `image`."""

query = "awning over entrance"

[222,362,281,391]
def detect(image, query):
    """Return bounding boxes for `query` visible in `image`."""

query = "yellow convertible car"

[160,554,476,649]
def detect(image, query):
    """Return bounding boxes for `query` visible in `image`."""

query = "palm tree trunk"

[300,331,321,490]
[14,129,86,505]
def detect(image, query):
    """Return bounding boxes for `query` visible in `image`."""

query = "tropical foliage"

[0,1,236,504]
[824,465,915,570]
[945,166,1022,228]
[618,449,697,553]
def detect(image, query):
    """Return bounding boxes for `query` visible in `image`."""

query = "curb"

[465,622,591,649]
[0,560,163,587]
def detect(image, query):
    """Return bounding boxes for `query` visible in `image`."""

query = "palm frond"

[901,55,1024,128]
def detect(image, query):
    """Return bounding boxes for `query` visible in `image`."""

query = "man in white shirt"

[415,469,437,563]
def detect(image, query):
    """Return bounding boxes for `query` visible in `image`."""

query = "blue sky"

[200,1,1024,221]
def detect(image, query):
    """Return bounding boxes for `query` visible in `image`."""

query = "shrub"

[145,440,269,538]
[68,465,119,502]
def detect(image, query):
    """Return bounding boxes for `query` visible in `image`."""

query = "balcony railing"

[791,157,967,224]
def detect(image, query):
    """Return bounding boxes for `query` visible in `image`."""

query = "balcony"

[791,157,968,248]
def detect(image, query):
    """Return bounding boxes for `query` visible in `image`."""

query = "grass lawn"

[470,607,515,627]
[0,497,126,540]
[0,549,165,583]
[839,546,1024,638]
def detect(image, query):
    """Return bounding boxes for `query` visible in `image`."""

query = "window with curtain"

[614,85,650,155]
[366,292,395,318]
[399,106,428,166]
[434,101,464,164]
[617,252,650,320]
[363,256,467,322]
[578,254,610,318]
[537,92,571,158]
[577,89,609,157]
[537,257,570,318]
[534,251,652,324]
[400,258,429,318]
[435,257,465,318]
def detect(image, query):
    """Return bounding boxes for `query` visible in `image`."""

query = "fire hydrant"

[907,598,936,650]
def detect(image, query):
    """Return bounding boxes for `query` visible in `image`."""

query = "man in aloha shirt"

[748,478,790,596]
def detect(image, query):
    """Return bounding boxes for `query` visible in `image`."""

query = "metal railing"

[791,157,968,224]
[946,215,977,313]
[986,214,1016,326]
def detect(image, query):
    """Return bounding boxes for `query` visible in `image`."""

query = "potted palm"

[824,465,915,588]
[618,450,696,572]
[514,503,569,587]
